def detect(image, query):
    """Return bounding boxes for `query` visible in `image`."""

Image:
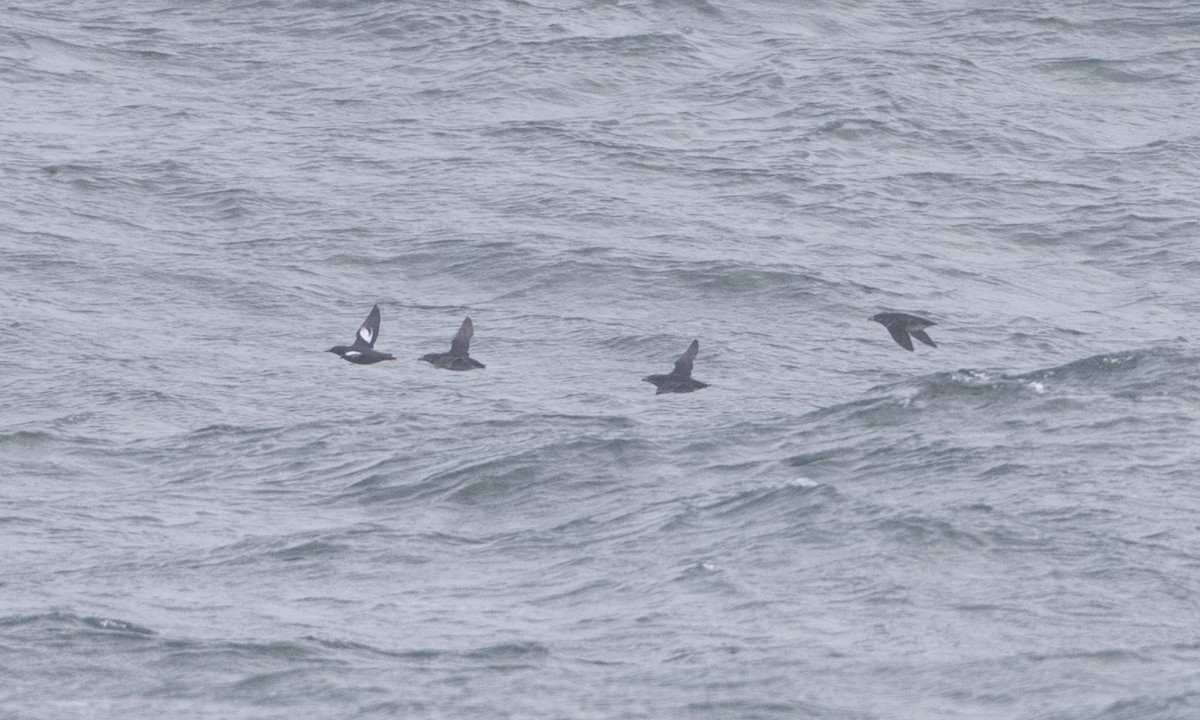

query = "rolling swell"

[4,0,1200,718]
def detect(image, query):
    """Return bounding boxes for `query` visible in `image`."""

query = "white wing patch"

[345,350,362,359]
[358,327,374,344]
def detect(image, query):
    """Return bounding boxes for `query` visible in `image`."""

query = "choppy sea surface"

[4,1,1200,718]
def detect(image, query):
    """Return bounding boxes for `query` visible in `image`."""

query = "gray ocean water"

[4,1,1200,718]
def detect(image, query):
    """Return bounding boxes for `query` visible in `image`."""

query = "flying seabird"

[328,304,396,364]
[643,339,709,394]
[869,312,937,351]
[420,316,485,371]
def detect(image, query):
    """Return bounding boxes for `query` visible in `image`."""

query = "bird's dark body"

[421,316,485,371]
[420,353,486,371]
[643,373,709,394]
[869,312,937,351]
[330,345,396,364]
[643,339,708,394]
[328,304,395,364]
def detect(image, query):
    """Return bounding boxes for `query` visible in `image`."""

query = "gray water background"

[3,1,1200,718]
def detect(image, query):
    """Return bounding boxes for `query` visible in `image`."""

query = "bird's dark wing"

[354,304,381,348]
[885,323,915,351]
[449,316,474,356]
[910,329,937,348]
[672,339,699,376]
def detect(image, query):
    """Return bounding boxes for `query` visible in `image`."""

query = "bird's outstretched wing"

[885,323,914,351]
[355,304,382,348]
[449,316,474,356]
[672,339,699,376]
[910,329,937,348]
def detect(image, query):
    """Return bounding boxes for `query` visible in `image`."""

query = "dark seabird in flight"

[869,312,937,351]
[643,339,709,394]
[328,304,396,364]
[420,316,485,370]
